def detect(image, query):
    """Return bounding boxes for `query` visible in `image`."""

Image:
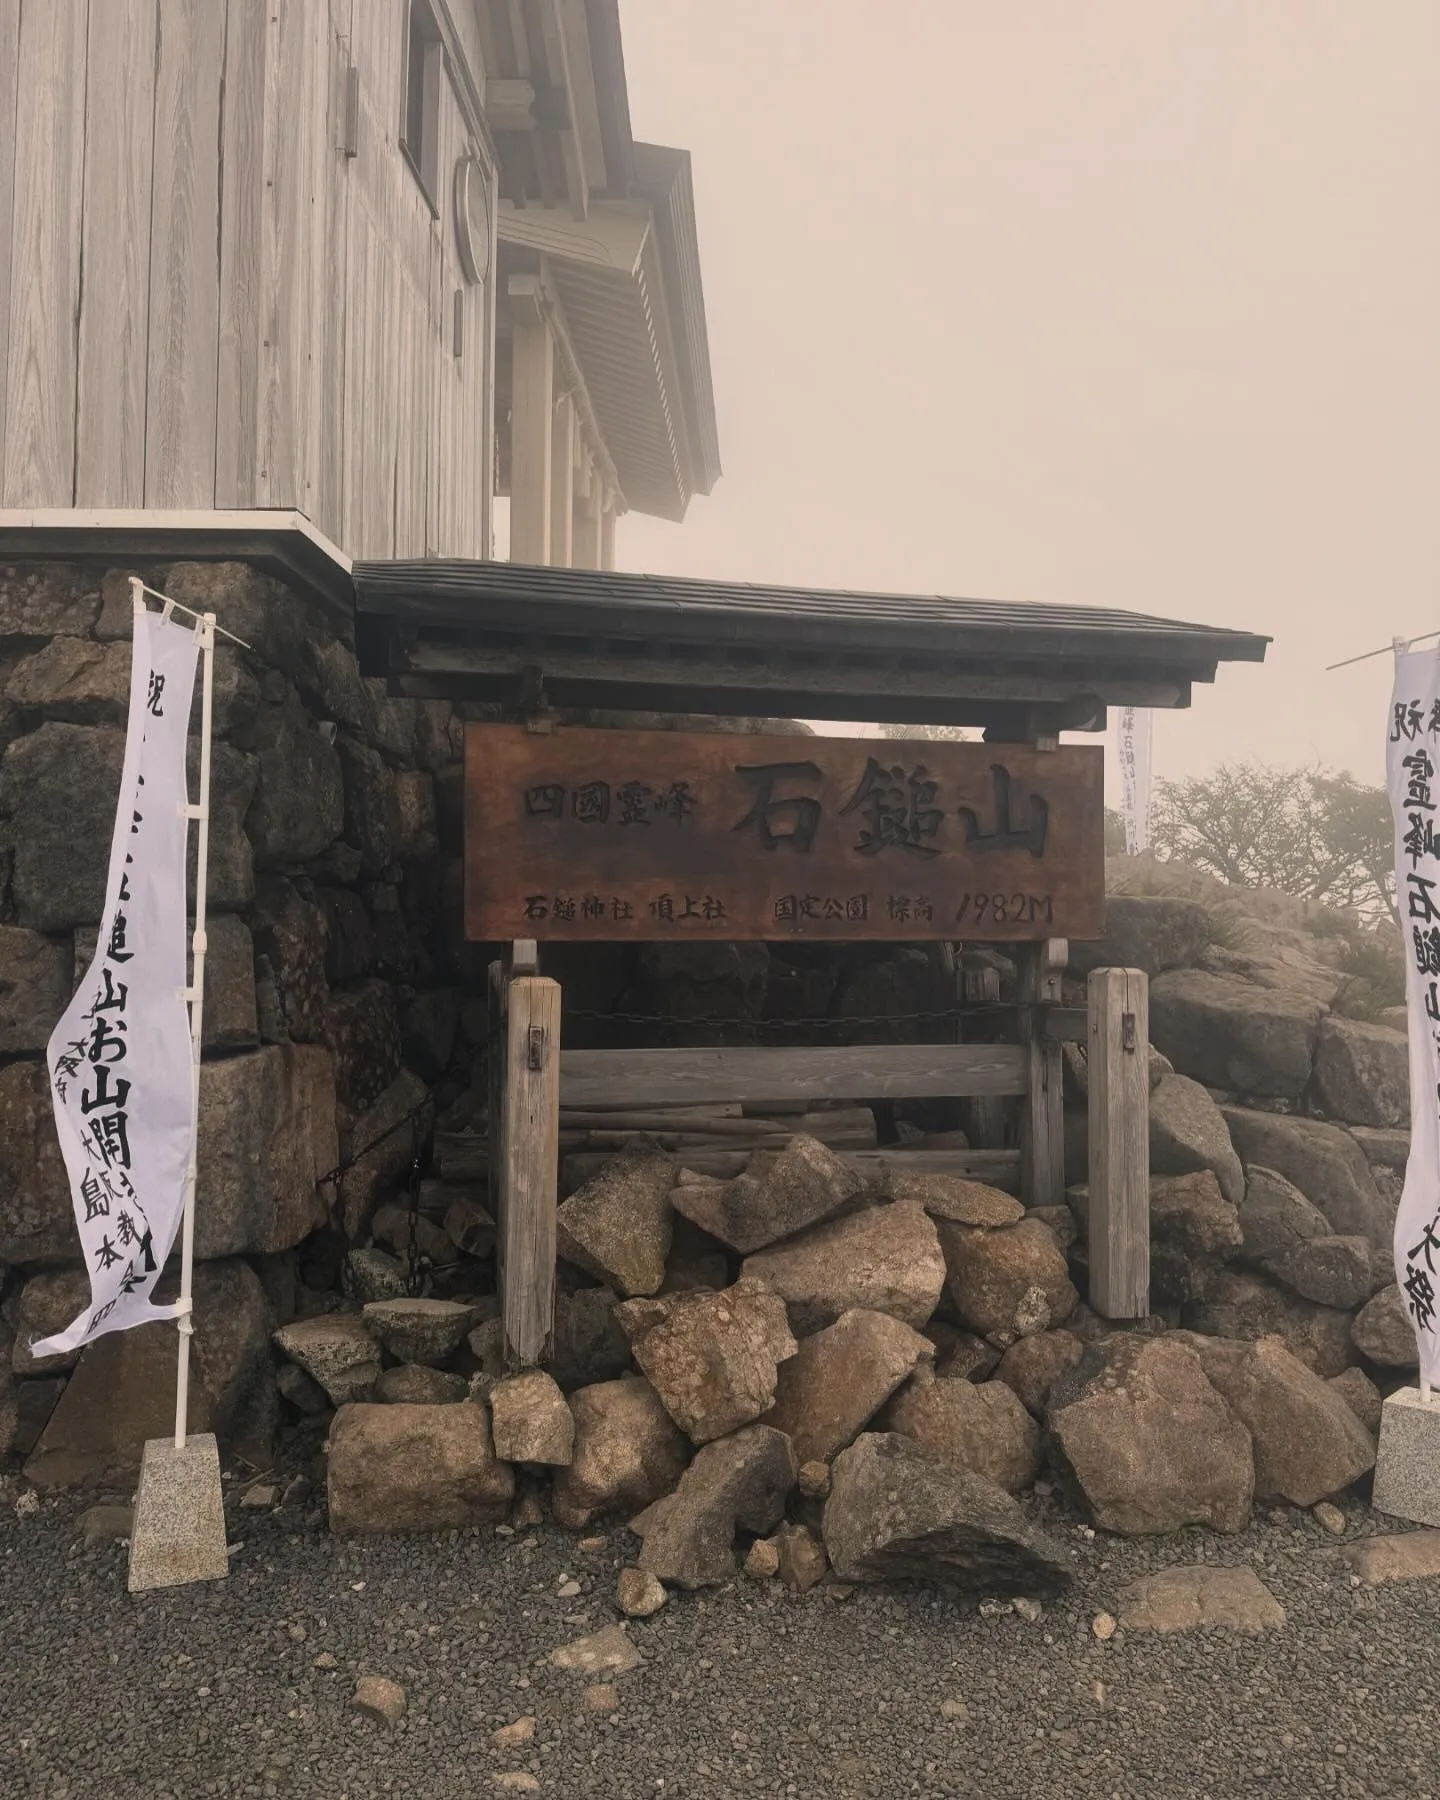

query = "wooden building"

[0,0,718,565]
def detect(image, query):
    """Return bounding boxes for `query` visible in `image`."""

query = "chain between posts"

[316,1098,435,1241]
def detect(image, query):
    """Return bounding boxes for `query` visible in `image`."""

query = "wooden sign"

[464,725,1105,943]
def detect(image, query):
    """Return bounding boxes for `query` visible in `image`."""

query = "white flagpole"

[147,582,216,1454]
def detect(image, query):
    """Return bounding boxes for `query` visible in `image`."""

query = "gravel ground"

[1,1476,1436,1800]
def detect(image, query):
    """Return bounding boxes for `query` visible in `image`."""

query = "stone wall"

[1061,878,1412,1381]
[0,556,465,1479]
[0,555,968,1484]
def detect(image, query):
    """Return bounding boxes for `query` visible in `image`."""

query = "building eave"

[630,143,721,496]
[499,200,710,521]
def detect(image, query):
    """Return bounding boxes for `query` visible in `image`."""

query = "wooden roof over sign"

[354,559,1270,735]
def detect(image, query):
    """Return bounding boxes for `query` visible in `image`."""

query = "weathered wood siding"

[0,0,493,559]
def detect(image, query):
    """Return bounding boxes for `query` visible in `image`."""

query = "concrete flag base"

[127,1432,229,1593]
[1373,1388,1440,1527]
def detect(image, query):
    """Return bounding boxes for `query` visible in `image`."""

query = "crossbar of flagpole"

[134,580,253,651]
[1327,630,1439,672]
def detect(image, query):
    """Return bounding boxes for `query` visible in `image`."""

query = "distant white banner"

[32,610,200,1358]
[1117,706,1154,854]
[1387,647,1440,1386]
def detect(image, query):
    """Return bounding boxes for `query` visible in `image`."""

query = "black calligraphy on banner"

[34,606,200,1359]
[1388,661,1440,1381]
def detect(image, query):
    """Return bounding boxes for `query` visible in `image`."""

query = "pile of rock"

[1065,870,1412,1398]
[296,1126,1385,1601]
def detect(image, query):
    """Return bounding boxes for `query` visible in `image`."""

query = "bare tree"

[1147,762,1395,923]
[875,723,973,742]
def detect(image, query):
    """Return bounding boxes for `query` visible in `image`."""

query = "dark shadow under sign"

[464,725,1105,942]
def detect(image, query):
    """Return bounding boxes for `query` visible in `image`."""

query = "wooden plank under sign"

[558,1043,1029,1110]
[465,725,1105,943]
[562,1146,1023,1193]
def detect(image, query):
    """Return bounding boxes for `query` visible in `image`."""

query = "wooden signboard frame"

[464,724,1105,945]
[472,726,1146,1370]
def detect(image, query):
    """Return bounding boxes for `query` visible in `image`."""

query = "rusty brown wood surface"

[465,725,1105,943]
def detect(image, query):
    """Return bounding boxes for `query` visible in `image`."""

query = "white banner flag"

[1387,646,1440,1386]
[33,609,200,1357]
[1117,706,1154,854]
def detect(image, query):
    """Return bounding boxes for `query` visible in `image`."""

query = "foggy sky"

[615,1,1440,791]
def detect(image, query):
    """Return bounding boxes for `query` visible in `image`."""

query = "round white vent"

[454,153,492,286]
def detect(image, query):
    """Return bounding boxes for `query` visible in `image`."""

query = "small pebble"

[578,1536,607,1553]
[617,1567,668,1618]
[744,1539,780,1580]
[940,1698,967,1721]
[1313,1501,1347,1536]
[241,1484,279,1511]
[557,1579,582,1598]
[493,1776,540,1794]
[491,1716,536,1749]
[314,1653,337,1670]
[582,1683,619,1714]
[78,1504,133,1548]
[352,1675,406,1727]
[1013,1597,1043,1623]
[797,1461,831,1500]
[1093,1613,1117,1641]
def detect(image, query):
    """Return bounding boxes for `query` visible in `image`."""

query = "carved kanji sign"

[465,726,1104,942]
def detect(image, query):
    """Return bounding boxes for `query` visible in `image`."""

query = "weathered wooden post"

[1020,938,1068,1207]
[1087,966,1150,1318]
[959,952,1006,1151]
[491,942,560,1367]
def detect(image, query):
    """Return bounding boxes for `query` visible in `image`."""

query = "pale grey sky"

[616,0,1440,790]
